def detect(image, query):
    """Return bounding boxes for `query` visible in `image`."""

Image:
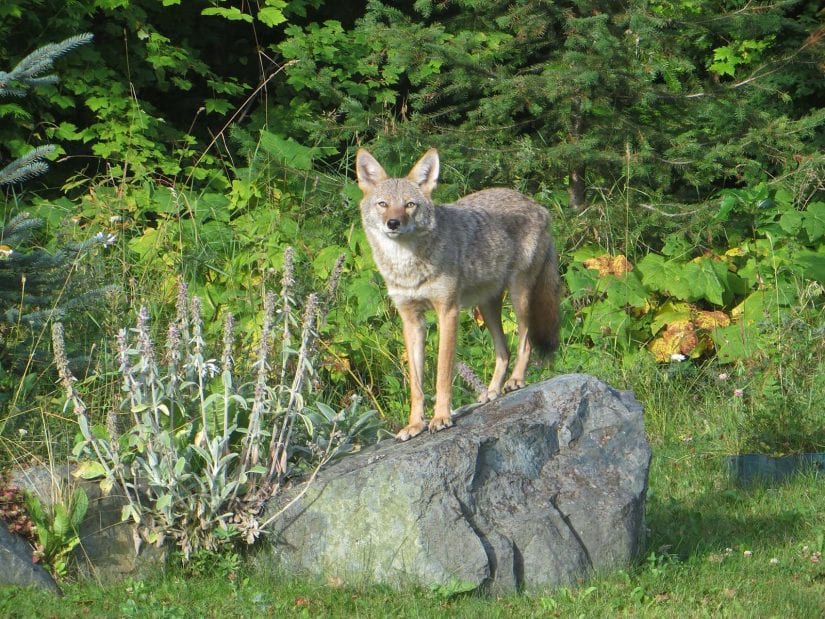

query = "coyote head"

[356,148,439,239]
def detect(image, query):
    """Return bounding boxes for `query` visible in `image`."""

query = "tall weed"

[52,249,383,560]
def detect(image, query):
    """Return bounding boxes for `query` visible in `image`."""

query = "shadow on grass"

[645,447,821,559]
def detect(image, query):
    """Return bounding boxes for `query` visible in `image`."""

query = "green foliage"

[0,33,93,98]
[0,1,821,583]
[180,546,242,580]
[23,485,88,578]
[0,32,115,419]
[736,320,825,455]
[272,0,824,216]
[562,182,824,369]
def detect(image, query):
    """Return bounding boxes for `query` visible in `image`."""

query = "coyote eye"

[405,201,416,209]
[376,200,388,209]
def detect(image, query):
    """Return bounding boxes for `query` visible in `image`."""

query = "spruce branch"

[0,34,93,97]
[0,212,44,244]
[0,145,56,186]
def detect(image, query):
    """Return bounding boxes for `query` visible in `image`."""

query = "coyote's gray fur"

[356,148,561,441]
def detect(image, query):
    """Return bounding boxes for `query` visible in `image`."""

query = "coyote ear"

[407,148,439,197]
[356,149,387,193]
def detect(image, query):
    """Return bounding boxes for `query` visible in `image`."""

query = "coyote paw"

[478,389,500,404]
[428,415,453,433]
[396,422,426,442]
[503,378,525,393]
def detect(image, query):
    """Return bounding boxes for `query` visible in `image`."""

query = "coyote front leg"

[396,304,427,441]
[430,300,459,433]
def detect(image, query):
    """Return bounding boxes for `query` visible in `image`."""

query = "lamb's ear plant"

[52,248,382,562]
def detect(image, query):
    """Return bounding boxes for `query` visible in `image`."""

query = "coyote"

[356,148,561,441]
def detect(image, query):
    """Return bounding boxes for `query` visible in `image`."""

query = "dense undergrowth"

[0,0,823,609]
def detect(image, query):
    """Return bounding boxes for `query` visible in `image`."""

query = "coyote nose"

[387,219,401,231]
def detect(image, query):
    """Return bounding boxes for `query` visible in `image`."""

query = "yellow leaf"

[694,310,731,330]
[583,255,613,276]
[583,254,634,277]
[648,319,698,362]
[100,477,114,496]
[611,255,634,275]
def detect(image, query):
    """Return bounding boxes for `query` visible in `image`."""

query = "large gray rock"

[0,521,60,593]
[259,374,651,593]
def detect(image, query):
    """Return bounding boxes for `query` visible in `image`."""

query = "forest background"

[0,0,824,590]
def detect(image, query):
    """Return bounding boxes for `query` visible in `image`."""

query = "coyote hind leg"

[504,281,532,393]
[477,294,510,402]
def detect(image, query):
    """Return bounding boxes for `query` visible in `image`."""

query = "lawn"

[2,434,823,618]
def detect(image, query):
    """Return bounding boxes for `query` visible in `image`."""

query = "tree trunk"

[568,103,586,211]
[568,164,586,211]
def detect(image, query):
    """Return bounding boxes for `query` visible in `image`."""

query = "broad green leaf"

[605,272,649,309]
[156,494,172,511]
[24,492,46,524]
[202,7,253,22]
[712,324,763,363]
[349,276,383,322]
[581,300,632,344]
[205,98,232,114]
[70,488,89,528]
[258,7,287,27]
[53,507,70,539]
[218,452,240,468]
[258,131,315,170]
[684,259,727,306]
[778,210,803,235]
[73,460,106,480]
[315,401,337,421]
[803,202,825,242]
[637,254,694,301]
[731,292,766,326]
[77,413,92,440]
[128,227,161,258]
[795,250,825,283]
[650,301,691,335]
[174,457,186,476]
[313,245,347,277]
[564,264,599,299]
[190,443,210,462]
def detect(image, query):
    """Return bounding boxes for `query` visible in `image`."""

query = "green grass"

[1,437,824,617]
[2,282,823,616]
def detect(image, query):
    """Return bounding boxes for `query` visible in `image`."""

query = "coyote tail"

[528,245,562,357]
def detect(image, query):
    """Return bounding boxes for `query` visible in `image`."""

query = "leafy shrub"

[23,485,88,578]
[563,182,824,365]
[53,249,384,561]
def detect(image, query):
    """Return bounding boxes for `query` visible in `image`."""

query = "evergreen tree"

[1,34,114,387]
[275,1,824,216]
